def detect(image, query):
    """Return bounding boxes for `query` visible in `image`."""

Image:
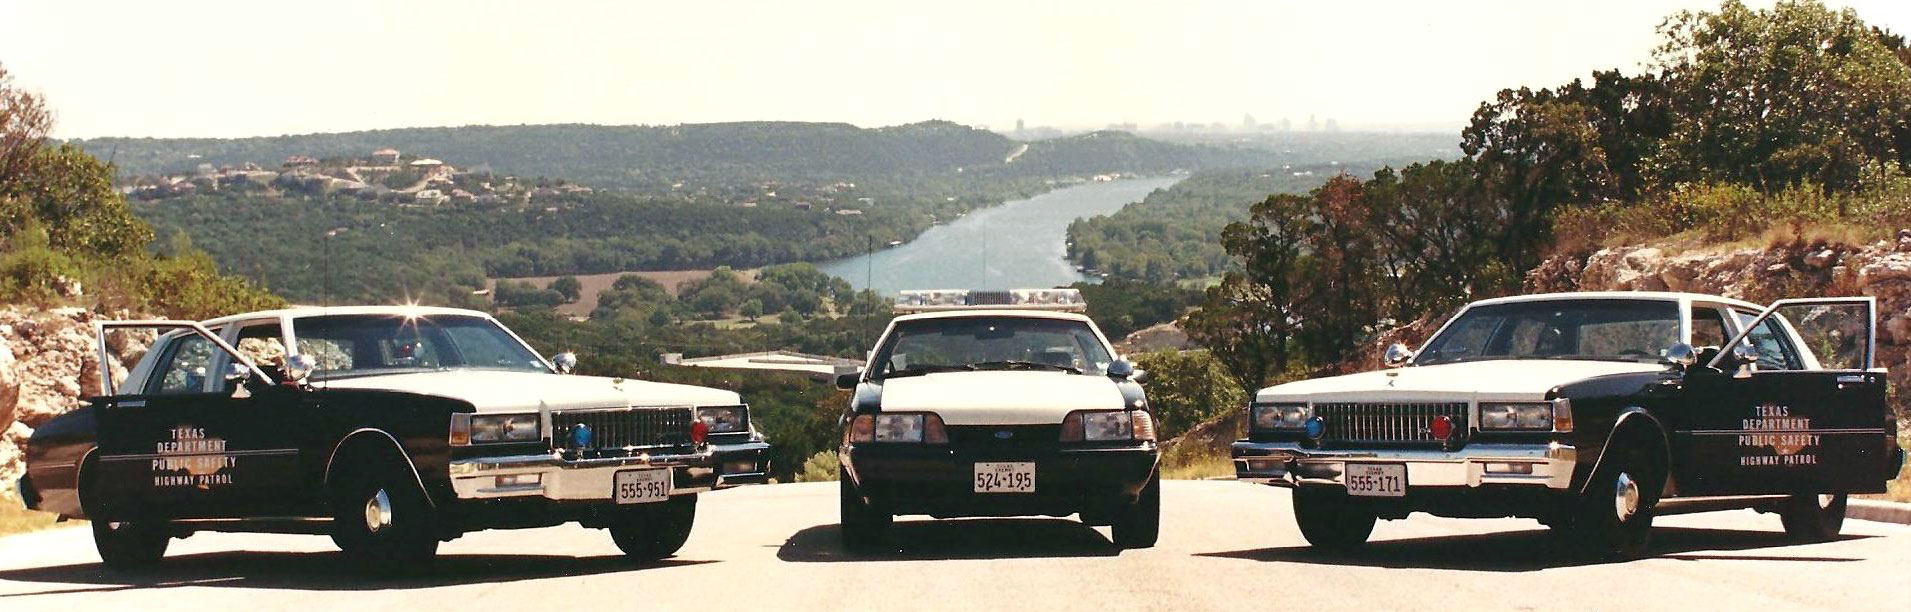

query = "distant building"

[414,189,448,204]
[371,148,400,164]
[282,155,318,168]
[835,209,863,216]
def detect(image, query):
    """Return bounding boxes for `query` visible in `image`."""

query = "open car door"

[1673,297,1898,496]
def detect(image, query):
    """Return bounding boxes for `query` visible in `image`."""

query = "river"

[817,176,1182,295]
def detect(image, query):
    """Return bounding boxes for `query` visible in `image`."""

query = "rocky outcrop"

[0,308,150,496]
[1528,231,1911,420]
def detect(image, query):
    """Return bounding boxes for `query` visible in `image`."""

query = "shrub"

[795,450,840,482]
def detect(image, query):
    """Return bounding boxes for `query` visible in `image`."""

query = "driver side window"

[1691,306,1728,349]
[1733,311,1804,371]
[148,335,216,395]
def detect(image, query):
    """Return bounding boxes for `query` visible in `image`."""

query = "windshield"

[874,316,1113,378]
[1415,299,1679,365]
[294,314,550,380]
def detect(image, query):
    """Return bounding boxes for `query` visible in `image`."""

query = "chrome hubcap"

[363,489,393,533]
[1819,494,1837,509]
[1613,472,1640,522]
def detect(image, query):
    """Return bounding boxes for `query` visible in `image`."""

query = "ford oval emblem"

[995,430,1014,440]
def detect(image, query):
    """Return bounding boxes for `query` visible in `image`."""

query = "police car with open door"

[834,289,1160,551]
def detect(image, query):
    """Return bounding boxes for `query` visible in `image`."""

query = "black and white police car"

[833,289,1160,550]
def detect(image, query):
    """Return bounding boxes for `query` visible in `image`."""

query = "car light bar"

[893,288,1087,313]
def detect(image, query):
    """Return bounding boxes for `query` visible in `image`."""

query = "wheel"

[608,494,698,560]
[1567,444,1659,560]
[1291,487,1376,550]
[1111,472,1161,549]
[1077,508,1115,527]
[1778,493,1847,542]
[838,466,890,551]
[92,520,170,570]
[329,459,439,569]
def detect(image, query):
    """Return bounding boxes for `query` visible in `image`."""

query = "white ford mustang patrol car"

[834,289,1161,551]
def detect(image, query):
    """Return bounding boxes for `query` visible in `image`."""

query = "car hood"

[876,371,1128,425]
[318,370,740,413]
[1256,359,1666,404]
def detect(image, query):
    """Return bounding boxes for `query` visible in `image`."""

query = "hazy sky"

[3,0,1907,139]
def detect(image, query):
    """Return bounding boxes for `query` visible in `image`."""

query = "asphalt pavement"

[1,481,1907,611]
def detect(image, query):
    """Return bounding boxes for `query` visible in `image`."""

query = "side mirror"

[223,362,251,383]
[552,351,578,374]
[284,353,316,384]
[1107,359,1137,380]
[835,371,862,390]
[1662,343,1697,370]
[1384,343,1415,368]
[1731,343,1760,377]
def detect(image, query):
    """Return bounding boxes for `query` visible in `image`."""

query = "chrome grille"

[1316,402,1467,444]
[552,407,694,452]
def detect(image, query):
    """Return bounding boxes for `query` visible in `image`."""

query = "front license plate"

[1345,463,1406,497]
[974,462,1035,493]
[613,469,672,504]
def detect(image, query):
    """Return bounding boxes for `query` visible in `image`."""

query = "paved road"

[2,481,1907,611]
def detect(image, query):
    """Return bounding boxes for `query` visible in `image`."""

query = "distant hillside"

[72,121,1278,191]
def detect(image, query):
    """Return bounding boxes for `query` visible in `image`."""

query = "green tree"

[551,275,582,303]
[1651,0,1911,192]
[740,298,764,321]
[1132,349,1245,439]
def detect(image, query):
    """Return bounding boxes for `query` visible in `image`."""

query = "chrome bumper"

[448,450,718,501]
[712,440,772,487]
[1232,441,1577,490]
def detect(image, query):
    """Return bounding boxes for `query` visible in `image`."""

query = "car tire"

[1569,444,1659,560]
[329,459,439,570]
[839,466,890,551]
[1292,487,1375,550]
[1111,472,1161,549]
[1778,493,1847,542]
[609,494,698,560]
[92,520,170,570]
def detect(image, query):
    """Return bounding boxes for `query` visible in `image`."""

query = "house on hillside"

[371,148,400,164]
[282,155,318,168]
[414,189,448,205]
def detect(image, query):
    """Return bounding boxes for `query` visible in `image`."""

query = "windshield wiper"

[877,364,975,380]
[970,360,1082,374]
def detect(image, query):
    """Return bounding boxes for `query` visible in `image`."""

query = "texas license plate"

[1345,463,1406,497]
[613,469,672,504]
[974,462,1035,493]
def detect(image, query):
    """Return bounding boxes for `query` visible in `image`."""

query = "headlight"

[1059,410,1154,442]
[1479,403,1554,430]
[851,413,948,444]
[470,414,540,443]
[1251,403,1310,431]
[697,405,749,434]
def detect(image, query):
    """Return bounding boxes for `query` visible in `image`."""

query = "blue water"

[818,177,1182,295]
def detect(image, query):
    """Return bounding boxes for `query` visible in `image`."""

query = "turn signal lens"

[923,414,949,444]
[849,414,875,443]
[449,413,472,446]
[1430,415,1454,441]
[1130,410,1156,442]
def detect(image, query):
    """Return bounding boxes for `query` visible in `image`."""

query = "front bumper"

[448,449,719,501]
[712,440,772,487]
[846,443,1159,517]
[1232,441,1577,490]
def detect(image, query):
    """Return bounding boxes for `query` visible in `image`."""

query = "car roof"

[892,309,1095,324]
[201,305,493,327]
[1466,291,1764,312]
